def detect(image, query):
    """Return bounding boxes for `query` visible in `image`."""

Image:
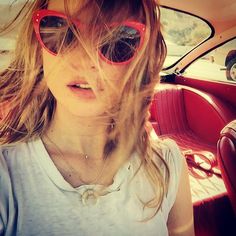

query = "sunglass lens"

[100,26,141,63]
[39,16,75,54]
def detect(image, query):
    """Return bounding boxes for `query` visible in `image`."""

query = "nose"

[67,45,98,71]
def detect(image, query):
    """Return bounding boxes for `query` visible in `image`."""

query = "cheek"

[109,65,128,92]
[98,63,128,106]
[41,50,66,104]
[101,62,127,84]
[42,50,60,77]
[42,50,67,91]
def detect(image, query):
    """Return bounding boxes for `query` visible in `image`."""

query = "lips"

[67,80,89,86]
[67,80,96,99]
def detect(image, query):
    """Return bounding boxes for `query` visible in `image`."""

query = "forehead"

[47,0,144,23]
[47,0,79,11]
[47,0,92,21]
[47,0,98,23]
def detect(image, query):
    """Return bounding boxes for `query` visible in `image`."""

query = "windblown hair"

[0,0,169,220]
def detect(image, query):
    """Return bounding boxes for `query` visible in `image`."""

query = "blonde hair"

[0,0,169,221]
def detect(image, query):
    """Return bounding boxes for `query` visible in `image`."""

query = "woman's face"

[42,0,129,118]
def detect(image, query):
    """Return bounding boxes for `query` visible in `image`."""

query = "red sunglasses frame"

[32,9,146,65]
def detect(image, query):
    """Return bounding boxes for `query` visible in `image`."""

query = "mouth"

[67,81,96,99]
[67,81,92,90]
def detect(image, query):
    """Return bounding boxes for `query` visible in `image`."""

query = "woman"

[0,0,194,235]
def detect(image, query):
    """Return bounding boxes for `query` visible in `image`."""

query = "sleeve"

[162,139,184,213]
[0,149,16,236]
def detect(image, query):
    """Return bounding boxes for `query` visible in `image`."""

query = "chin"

[66,104,107,119]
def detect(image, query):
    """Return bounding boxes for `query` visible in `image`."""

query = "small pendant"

[81,189,99,206]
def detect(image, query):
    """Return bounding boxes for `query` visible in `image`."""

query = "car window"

[184,38,236,83]
[160,7,211,68]
[0,2,22,70]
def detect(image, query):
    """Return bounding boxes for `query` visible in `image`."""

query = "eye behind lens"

[100,25,141,63]
[39,16,141,62]
[39,16,78,55]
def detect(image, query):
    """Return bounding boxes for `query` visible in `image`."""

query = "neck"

[42,105,110,160]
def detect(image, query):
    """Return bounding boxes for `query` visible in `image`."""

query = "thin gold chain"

[44,134,109,185]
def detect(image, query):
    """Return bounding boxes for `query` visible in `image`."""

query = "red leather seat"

[217,120,236,214]
[149,83,236,235]
[150,83,234,158]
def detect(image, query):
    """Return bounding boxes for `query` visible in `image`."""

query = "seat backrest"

[217,120,236,214]
[150,83,235,144]
[150,84,188,135]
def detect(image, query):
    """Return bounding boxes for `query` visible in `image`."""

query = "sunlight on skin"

[169,217,194,236]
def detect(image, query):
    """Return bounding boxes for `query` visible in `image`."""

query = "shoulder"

[153,137,184,193]
[0,144,20,236]
[0,145,15,186]
[0,143,22,183]
[149,129,185,208]
[0,144,16,167]
[150,128,184,172]
[0,139,39,174]
[0,140,39,193]
[0,142,27,164]
[161,138,184,173]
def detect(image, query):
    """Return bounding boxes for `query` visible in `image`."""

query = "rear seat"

[150,83,234,156]
[150,83,236,235]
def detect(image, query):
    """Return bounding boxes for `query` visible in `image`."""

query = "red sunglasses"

[32,9,146,65]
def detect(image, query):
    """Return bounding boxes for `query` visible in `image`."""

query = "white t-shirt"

[0,134,183,236]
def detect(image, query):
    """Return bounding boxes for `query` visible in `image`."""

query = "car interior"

[148,0,236,235]
[0,0,236,235]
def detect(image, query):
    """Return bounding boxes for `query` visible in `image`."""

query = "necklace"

[44,135,110,205]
